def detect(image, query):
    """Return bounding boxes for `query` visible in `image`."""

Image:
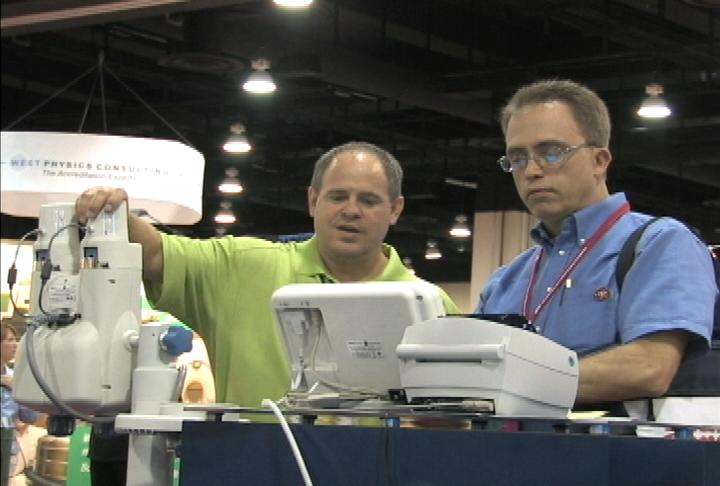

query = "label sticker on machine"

[347,340,384,359]
[45,274,79,308]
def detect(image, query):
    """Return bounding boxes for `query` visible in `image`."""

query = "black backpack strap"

[613,216,665,417]
[614,216,720,402]
[615,217,662,292]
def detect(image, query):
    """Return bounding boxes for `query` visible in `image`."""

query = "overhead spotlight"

[223,123,252,153]
[637,83,671,119]
[243,58,276,94]
[402,257,416,275]
[455,242,468,253]
[449,214,472,238]
[218,167,243,194]
[274,0,313,7]
[425,239,442,260]
[214,201,236,224]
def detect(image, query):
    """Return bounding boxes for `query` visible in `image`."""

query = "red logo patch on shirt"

[594,287,611,301]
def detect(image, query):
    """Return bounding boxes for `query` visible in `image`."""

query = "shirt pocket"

[542,260,619,354]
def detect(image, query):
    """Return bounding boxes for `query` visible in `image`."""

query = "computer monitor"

[272,281,445,401]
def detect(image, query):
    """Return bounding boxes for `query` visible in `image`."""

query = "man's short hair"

[499,79,612,147]
[310,141,403,200]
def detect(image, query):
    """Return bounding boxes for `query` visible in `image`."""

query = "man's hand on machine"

[76,187,129,224]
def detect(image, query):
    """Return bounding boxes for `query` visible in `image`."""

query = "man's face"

[506,101,611,234]
[308,150,404,261]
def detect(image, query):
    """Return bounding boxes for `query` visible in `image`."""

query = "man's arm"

[0,375,12,389]
[575,330,689,403]
[75,187,164,283]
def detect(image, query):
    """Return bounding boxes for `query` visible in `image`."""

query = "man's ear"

[307,186,318,217]
[389,196,405,225]
[594,147,612,176]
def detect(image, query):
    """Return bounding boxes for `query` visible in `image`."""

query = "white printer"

[397,317,579,418]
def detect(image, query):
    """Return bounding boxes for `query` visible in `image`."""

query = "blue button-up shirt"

[476,193,715,356]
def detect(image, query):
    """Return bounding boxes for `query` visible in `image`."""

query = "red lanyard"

[522,202,630,324]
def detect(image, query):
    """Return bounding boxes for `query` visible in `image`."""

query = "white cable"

[261,398,314,486]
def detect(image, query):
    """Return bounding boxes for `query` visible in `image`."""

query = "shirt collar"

[293,235,406,282]
[530,192,629,247]
[293,235,329,279]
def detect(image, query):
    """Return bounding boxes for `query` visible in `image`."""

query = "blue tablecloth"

[178,421,720,486]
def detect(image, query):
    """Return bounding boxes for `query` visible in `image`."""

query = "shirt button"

[546,287,552,293]
[579,238,586,244]
[558,250,566,256]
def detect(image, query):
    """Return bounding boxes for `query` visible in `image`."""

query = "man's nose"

[523,156,545,176]
[340,198,361,216]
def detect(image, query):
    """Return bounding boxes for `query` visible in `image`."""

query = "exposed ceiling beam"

[1,0,253,37]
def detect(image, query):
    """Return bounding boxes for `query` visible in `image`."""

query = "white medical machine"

[14,202,142,416]
[272,281,445,402]
[12,202,193,486]
[396,317,579,418]
[273,282,578,418]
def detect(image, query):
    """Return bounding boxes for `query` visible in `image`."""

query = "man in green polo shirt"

[76,141,458,409]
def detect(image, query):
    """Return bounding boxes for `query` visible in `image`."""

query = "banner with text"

[0,131,205,224]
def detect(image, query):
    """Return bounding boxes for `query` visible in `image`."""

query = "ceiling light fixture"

[425,239,442,260]
[274,0,313,7]
[402,257,416,275]
[637,83,671,119]
[214,201,236,224]
[449,214,471,238]
[223,123,251,153]
[243,58,276,94]
[218,167,243,194]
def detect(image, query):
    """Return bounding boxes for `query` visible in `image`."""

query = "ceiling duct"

[678,0,720,8]
[157,10,244,75]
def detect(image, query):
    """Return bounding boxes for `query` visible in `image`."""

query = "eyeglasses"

[498,142,597,173]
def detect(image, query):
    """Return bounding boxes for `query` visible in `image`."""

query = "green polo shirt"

[146,235,458,408]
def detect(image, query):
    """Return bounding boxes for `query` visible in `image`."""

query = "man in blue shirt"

[477,79,716,407]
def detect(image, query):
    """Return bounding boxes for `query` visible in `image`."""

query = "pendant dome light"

[223,123,251,153]
[214,200,236,224]
[218,167,243,194]
[425,239,442,260]
[637,83,671,119]
[449,214,472,238]
[243,58,276,94]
